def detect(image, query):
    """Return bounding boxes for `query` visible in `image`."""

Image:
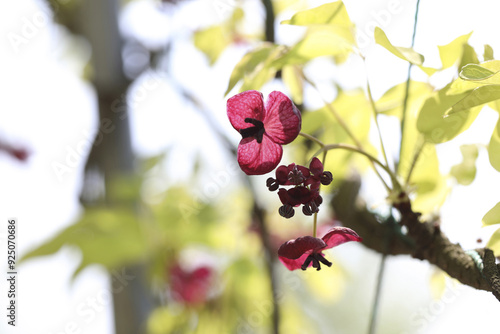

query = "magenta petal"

[321,227,362,250]
[309,157,324,176]
[279,253,310,271]
[264,91,301,144]
[237,134,282,175]
[227,90,265,130]
[278,235,326,259]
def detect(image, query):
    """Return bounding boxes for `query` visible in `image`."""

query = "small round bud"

[266,177,279,191]
[279,205,295,218]
[320,171,333,185]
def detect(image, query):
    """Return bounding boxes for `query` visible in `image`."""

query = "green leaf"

[450,144,479,185]
[21,208,148,278]
[239,45,287,92]
[448,85,500,115]
[484,44,494,61]
[438,32,472,69]
[487,228,500,254]
[482,202,500,226]
[458,44,480,72]
[224,43,275,96]
[272,25,354,67]
[375,80,433,119]
[193,25,230,65]
[282,65,304,104]
[460,64,496,81]
[416,83,481,143]
[449,61,500,94]
[488,120,500,172]
[374,27,424,66]
[281,1,352,27]
[300,89,375,179]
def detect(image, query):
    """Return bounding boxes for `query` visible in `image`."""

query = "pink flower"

[170,264,213,305]
[227,90,301,175]
[278,227,362,271]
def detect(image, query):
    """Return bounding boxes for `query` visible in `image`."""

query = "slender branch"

[397,0,421,172]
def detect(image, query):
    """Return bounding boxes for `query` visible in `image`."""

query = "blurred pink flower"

[170,264,213,305]
[227,90,301,175]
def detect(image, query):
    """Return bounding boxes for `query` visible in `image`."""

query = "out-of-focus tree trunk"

[75,0,154,333]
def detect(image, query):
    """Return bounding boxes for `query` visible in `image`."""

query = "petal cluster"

[267,157,333,218]
[278,227,362,271]
[227,90,301,175]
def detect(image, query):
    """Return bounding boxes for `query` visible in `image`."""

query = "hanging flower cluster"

[266,157,333,218]
[227,90,362,271]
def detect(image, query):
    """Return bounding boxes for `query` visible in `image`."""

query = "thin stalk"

[303,77,394,191]
[366,75,390,169]
[404,136,425,186]
[312,150,327,238]
[303,76,364,149]
[397,0,422,172]
[299,132,325,148]
[315,143,395,192]
[368,254,387,334]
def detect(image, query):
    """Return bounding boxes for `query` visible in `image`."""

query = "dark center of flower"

[287,165,306,185]
[301,253,332,271]
[239,118,265,143]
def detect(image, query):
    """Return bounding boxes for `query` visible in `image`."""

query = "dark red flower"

[278,227,362,271]
[227,90,301,175]
[268,157,331,218]
[170,264,213,305]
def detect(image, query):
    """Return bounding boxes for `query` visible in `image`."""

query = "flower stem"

[396,0,421,173]
[365,71,390,169]
[299,131,325,148]
[315,143,397,192]
[368,253,387,334]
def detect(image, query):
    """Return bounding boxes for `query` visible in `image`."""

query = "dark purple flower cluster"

[266,157,333,218]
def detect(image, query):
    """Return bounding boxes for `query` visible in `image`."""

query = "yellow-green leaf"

[374,27,423,66]
[487,228,500,254]
[450,144,479,185]
[21,208,148,278]
[225,43,275,96]
[193,25,230,65]
[375,80,433,119]
[416,83,481,143]
[448,85,500,115]
[273,25,354,66]
[281,1,352,27]
[438,32,472,69]
[482,202,500,226]
[407,144,449,214]
[449,61,500,95]
[488,120,500,172]
[282,65,304,104]
[484,44,494,61]
[460,64,496,81]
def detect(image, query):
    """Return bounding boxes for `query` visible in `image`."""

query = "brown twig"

[332,174,496,296]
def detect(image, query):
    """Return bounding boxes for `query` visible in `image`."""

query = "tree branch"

[332,174,496,296]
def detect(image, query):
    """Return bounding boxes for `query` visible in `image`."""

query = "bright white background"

[1,0,500,333]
